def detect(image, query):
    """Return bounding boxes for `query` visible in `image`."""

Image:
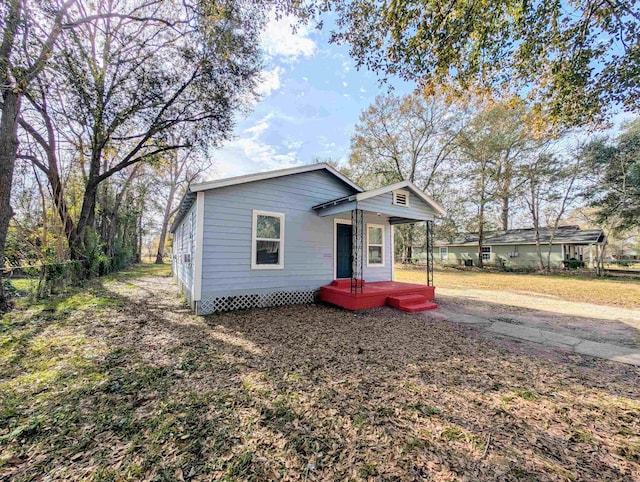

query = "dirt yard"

[1,265,639,481]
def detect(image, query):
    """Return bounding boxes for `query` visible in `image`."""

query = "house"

[169,163,445,314]
[436,226,606,269]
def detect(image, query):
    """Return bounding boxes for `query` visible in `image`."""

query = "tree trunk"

[477,168,486,269]
[71,180,99,261]
[155,183,177,264]
[137,208,143,263]
[49,168,76,251]
[477,218,484,269]
[500,196,509,230]
[529,184,545,271]
[0,91,22,311]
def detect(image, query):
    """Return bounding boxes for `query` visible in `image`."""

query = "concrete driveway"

[429,288,640,366]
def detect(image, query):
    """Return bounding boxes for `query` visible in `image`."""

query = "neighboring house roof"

[170,163,362,233]
[312,180,447,217]
[436,226,606,247]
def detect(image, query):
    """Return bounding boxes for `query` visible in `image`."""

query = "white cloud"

[256,67,284,97]
[213,114,303,177]
[243,114,272,136]
[342,81,348,88]
[283,139,303,150]
[360,87,366,93]
[260,14,316,62]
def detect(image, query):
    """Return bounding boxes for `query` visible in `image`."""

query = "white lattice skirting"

[197,290,317,315]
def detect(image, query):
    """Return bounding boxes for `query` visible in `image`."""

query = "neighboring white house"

[435,226,606,269]
[170,163,445,314]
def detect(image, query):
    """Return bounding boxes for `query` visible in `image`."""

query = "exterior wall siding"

[358,192,437,221]
[172,202,197,307]
[440,244,564,268]
[198,170,359,314]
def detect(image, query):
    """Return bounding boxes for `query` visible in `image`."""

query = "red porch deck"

[320,279,436,311]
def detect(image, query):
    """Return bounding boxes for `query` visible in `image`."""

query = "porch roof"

[312,180,446,221]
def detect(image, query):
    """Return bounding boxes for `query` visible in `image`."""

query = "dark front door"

[336,223,352,279]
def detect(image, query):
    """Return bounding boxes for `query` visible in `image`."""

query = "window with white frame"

[439,247,448,260]
[392,189,409,207]
[481,246,491,261]
[367,224,385,266]
[252,210,284,269]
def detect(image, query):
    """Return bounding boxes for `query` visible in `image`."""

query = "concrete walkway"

[438,287,640,326]
[432,307,640,367]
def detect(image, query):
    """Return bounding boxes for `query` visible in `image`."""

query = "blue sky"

[213,13,635,180]
[213,13,413,178]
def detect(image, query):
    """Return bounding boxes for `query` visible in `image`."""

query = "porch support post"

[426,220,434,286]
[351,208,364,294]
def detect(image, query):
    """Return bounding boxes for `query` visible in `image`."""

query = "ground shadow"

[1,269,638,481]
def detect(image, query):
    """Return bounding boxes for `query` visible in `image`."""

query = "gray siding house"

[436,226,606,269]
[170,164,444,314]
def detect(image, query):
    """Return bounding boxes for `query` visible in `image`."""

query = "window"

[392,189,409,206]
[481,246,491,261]
[439,247,448,260]
[252,210,284,269]
[367,224,385,266]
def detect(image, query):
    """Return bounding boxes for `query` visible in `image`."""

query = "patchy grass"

[1,264,639,480]
[6,278,32,292]
[396,268,640,309]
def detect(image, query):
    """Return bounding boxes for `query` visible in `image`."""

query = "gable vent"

[393,190,409,207]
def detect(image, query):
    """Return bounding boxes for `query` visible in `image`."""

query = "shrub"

[1,278,18,298]
[563,258,584,270]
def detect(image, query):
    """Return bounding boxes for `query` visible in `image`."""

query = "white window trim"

[251,210,285,270]
[392,189,410,207]
[367,223,385,267]
[481,246,491,261]
[439,246,448,260]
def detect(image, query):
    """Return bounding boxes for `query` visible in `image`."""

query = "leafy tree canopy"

[349,91,464,192]
[583,119,640,232]
[319,0,640,127]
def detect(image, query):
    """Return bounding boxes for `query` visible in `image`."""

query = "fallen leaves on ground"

[1,264,638,481]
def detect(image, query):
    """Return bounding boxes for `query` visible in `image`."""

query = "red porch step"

[387,294,438,313]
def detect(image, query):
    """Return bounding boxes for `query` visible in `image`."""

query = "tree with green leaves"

[51,0,263,262]
[454,98,557,267]
[348,91,464,261]
[521,151,585,271]
[323,0,639,127]
[0,0,81,311]
[12,0,266,273]
[583,119,640,234]
[455,112,499,268]
[349,91,464,191]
